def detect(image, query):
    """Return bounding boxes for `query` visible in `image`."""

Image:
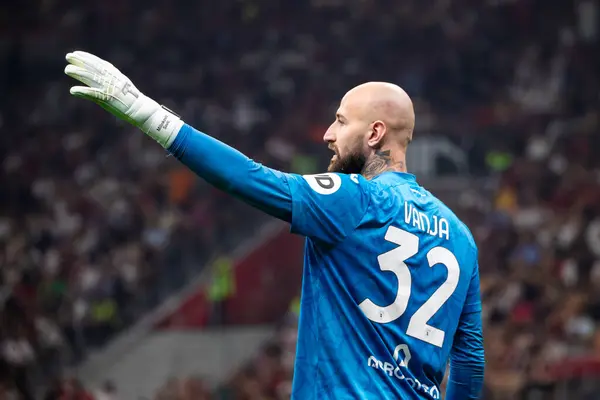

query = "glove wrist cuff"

[141,105,184,148]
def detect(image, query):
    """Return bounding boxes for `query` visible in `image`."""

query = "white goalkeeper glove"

[64,50,183,148]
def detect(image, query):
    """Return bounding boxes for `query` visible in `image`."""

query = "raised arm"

[64,50,370,245]
[168,123,294,221]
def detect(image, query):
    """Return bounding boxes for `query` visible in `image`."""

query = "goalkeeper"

[65,51,484,400]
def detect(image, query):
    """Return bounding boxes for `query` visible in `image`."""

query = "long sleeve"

[167,123,293,221]
[167,123,371,245]
[445,264,485,399]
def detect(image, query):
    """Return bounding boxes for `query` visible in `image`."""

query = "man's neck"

[361,149,407,180]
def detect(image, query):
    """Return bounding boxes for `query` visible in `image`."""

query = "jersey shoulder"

[368,174,477,254]
[429,195,476,245]
[295,172,370,196]
[287,172,373,244]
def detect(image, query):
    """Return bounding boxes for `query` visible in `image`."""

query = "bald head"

[324,81,414,176]
[341,82,415,147]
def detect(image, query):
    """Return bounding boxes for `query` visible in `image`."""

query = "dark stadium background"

[1,0,600,399]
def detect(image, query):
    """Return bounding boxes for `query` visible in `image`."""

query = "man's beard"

[327,149,367,174]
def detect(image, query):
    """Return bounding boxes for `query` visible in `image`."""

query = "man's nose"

[323,125,335,143]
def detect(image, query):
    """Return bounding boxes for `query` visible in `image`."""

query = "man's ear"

[367,120,386,148]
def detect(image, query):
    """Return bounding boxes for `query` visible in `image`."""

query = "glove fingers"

[72,50,115,71]
[64,65,103,89]
[71,87,130,122]
[66,51,112,79]
[65,52,85,68]
[66,52,99,75]
[70,86,105,101]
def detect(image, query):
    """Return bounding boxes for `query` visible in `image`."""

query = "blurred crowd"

[1,0,599,398]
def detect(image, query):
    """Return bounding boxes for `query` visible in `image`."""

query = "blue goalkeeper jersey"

[286,172,482,400]
[168,124,484,400]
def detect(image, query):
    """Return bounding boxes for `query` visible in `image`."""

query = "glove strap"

[142,105,184,148]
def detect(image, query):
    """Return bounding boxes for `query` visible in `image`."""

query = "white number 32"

[359,226,460,348]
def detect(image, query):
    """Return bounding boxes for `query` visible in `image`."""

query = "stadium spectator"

[154,376,212,400]
[93,381,118,400]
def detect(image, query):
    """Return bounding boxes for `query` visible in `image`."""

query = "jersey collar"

[372,171,417,184]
